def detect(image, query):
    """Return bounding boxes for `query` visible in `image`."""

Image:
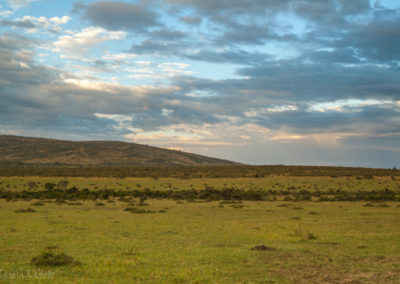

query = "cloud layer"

[0,0,399,167]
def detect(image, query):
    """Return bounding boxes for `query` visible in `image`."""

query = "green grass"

[1,198,400,283]
[1,175,400,282]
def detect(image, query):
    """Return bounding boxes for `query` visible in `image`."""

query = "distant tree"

[45,182,56,190]
[57,180,69,190]
[27,181,37,190]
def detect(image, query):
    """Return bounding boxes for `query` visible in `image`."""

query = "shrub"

[138,196,148,206]
[31,201,45,206]
[307,233,318,240]
[231,204,244,209]
[45,183,56,190]
[67,202,83,206]
[251,245,275,251]
[31,252,80,267]
[124,207,154,214]
[27,181,37,190]
[57,180,69,190]
[14,208,36,213]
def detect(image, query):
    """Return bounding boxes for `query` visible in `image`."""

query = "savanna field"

[1,166,400,283]
[2,0,400,282]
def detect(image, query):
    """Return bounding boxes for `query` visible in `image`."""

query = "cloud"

[1,1,400,167]
[180,15,202,25]
[186,49,268,65]
[0,16,71,33]
[235,60,400,102]
[82,1,161,32]
[150,28,186,40]
[8,0,37,8]
[0,19,36,28]
[130,39,187,56]
[130,39,268,65]
[335,14,400,62]
[52,27,126,57]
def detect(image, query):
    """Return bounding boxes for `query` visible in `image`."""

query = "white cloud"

[245,105,298,117]
[0,5,13,17]
[158,62,194,77]
[49,16,70,25]
[126,61,194,81]
[309,99,392,112]
[8,0,36,8]
[53,27,126,57]
[62,76,179,95]
[125,122,271,150]
[95,113,139,132]
[102,52,137,61]
[18,62,30,69]
[161,108,174,117]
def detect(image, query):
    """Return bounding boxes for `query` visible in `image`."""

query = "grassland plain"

[0,175,400,283]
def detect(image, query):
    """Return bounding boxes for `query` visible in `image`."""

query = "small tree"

[27,181,37,190]
[57,180,69,190]
[45,183,56,190]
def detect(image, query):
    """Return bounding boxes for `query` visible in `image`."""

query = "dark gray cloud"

[0,32,37,50]
[165,0,287,18]
[0,19,36,29]
[130,39,186,55]
[186,50,268,65]
[86,0,393,69]
[338,0,370,15]
[130,39,268,65]
[306,48,361,64]
[335,15,400,62]
[236,61,400,102]
[83,1,161,32]
[340,134,400,151]
[150,28,186,40]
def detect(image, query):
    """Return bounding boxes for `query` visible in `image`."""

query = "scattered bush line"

[0,165,398,178]
[1,186,399,202]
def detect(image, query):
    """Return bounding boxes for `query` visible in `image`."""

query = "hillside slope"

[0,135,239,166]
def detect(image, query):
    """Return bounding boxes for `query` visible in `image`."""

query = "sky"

[0,0,399,168]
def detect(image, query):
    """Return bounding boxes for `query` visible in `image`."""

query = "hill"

[0,135,239,167]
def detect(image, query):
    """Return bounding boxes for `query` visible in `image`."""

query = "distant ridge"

[0,135,239,166]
